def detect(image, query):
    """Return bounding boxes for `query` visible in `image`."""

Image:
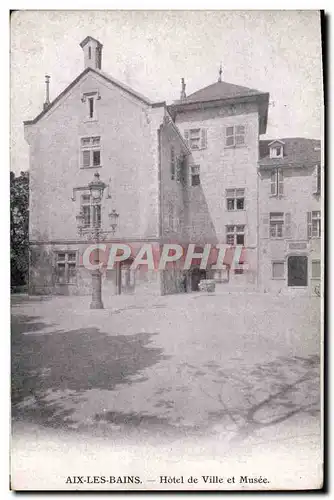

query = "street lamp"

[75,172,118,310]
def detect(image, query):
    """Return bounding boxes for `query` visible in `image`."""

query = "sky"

[10,10,323,174]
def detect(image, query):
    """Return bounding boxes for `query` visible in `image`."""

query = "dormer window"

[269,140,284,159]
[271,146,283,158]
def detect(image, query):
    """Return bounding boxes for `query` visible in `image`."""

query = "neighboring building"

[258,138,322,294]
[24,36,322,296]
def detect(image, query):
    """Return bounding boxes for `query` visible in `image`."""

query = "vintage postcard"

[10,10,324,491]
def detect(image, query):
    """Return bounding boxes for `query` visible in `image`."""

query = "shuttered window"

[307,211,321,238]
[184,128,207,150]
[225,125,245,147]
[270,168,283,196]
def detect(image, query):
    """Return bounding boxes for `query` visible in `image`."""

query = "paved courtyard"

[11,291,322,490]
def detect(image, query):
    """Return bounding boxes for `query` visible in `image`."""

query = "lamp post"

[76,172,119,310]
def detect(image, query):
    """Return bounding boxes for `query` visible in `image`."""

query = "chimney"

[80,36,103,70]
[43,75,50,110]
[180,78,186,101]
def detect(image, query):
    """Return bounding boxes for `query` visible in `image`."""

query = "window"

[226,188,245,211]
[88,47,92,59]
[81,194,101,228]
[191,165,200,186]
[88,98,94,119]
[81,136,101,168]
[272,261,285,279]
[55,251,77,284]
[312,260,321,279]
[270,212,284,238]
[226,225,245,245]
[184,128,207,150]
[171,147,175,180]
[225,125,245,147]
[270,145,283,158]
[307,211,321,238]
[81,90,100,120]
[270,168,284,196]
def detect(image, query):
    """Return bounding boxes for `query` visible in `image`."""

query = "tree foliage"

[11,171,29,289]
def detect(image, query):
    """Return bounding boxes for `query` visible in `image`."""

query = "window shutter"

[184,130,189,146]
[312,165,319,194]
[307,212,312,239]
[261,214,269,239]
[83,150,90,167]
[278,169,284,195]
[285,212,292,238]
[200,128,207,149]
[270,170,277,195]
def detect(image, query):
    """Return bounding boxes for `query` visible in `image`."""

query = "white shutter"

[270,170,277,195]
[261,214,270,239]
[82,150,90,167]
[200,128,207,149]
[285,212,292,238]
[307,212,312,239]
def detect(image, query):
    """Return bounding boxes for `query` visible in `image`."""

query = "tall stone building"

[24,36,321,296]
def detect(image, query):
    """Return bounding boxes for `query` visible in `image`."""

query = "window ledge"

[55,282,77,286]
[80,165,102,169]
[83,119,99,124]
[227,209,246,212]
[271,277,285,280]
[224,145,246,150]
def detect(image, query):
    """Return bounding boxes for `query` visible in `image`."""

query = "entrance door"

[191,268,206,291]
[288,255,308,287]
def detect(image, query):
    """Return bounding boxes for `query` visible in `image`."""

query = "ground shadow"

[11,314,166,429]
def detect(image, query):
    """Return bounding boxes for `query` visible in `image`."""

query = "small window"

[225,125,245,147]
[191,165,200,186]
[55,251,77,284]
[272,261,285,279]
[312,260,321,279]
[226,188,245,211]
[88,46,92,60]
[270,145,283,158]
[88,98,94,118]
[226,225,245,246]
[270,212,284,238]
[184,128,207,150]
[81,136,101,168]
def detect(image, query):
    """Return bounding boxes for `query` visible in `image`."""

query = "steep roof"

[259,138,321,167]
[169,79,269,135]
[24,67,165,126]
[181,80,265,104]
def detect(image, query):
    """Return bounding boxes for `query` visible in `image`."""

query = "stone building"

[258,138,321,294]
[24,36,321,296]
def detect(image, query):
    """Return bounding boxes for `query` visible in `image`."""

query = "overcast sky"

[11,10,323,174]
